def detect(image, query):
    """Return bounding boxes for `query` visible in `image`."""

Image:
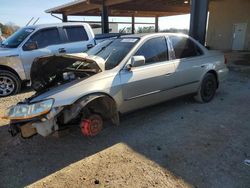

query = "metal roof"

[45,0,191,17]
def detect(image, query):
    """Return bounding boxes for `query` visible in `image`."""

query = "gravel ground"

[0,71,250,188]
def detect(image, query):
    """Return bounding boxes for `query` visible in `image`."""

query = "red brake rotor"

[81,114,103,137]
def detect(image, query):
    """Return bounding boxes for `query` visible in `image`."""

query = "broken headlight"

[3,99,54,120]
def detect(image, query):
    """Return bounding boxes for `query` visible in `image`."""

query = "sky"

[0,0,190,30]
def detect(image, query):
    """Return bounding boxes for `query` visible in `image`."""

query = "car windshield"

[86,37,139,70]
[1,27,34,48]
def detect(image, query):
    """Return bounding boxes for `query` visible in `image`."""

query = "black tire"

[195,73,217,103]
[0,70,21,97]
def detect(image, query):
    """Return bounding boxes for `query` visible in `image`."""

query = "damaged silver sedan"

[3,33,228,138]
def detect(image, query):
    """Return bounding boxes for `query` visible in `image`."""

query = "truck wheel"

[194,73,217,103]
[0,70,21,97]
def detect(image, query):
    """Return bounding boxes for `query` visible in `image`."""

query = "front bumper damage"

[8,94,119,138]
[7,95,99,138]
[8,107,63,138]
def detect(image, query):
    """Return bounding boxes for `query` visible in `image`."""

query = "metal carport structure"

[45,0,209,44]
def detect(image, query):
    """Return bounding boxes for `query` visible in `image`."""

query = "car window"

[63,26,89,42]
[169,36,203,59]
[135,37,168,64]
[29,28,61,49]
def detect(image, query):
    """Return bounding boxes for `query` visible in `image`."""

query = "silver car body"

[8,33,228,137]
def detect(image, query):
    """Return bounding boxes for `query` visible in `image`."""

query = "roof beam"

[110,10,184,17]
[104,0,132,6]
[46,0,190,17]
[64,3,101,15]
[64,0,133,16]
[74,9,184,17]
[110,5,190,14]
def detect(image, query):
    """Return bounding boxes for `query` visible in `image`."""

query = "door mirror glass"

[23,41,38,51]
[131,55,145,67]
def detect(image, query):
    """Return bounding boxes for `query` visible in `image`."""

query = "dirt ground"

[0,71,250,188]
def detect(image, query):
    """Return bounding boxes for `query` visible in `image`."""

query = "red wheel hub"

[81,114,103,136]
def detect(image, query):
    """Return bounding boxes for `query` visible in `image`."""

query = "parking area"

[0,69,250,188]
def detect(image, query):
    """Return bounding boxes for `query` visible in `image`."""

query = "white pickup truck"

[0,22,95,96]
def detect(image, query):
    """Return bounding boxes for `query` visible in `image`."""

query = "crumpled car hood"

[30,53,105,92]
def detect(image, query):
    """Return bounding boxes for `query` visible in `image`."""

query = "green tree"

[137,26,155,33]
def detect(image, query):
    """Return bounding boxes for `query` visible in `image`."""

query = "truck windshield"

[87,37,139,70]
[1,28,34,48]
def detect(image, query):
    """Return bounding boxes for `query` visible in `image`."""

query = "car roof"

[24,22,89,30]
[121,32,189,39]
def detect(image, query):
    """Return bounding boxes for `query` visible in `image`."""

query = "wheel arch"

[0,65,22,96]
[206,69,219,88]
[195,69,218,103]
[84,93,119,123]
[0,65,21,81]
[60,92,120,126]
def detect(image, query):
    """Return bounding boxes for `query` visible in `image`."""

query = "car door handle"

[58,48,66,53]
[87,44,94,49]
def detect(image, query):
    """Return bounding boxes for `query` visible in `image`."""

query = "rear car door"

[168,36,205,92]
[61,25,93,53]
[119,36,176,112]
[20,27,63,80]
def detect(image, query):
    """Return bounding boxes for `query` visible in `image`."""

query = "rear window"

[63,26,89,42]
[170,36,203,59]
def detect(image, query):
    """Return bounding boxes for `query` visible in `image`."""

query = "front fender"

[61,93,118,124]
[0,56,27,80]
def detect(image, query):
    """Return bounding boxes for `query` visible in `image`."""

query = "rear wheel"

[195,73,217,103]
[0,70,21,97]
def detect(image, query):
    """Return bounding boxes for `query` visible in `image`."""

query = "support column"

[189,0,209,45]
[131,15,135,34]
[62,14,68,22]
[101,0,109,34]
[155,16,159,32]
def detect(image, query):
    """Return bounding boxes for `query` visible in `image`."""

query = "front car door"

[119,36,176,113]
[20,27,63,80]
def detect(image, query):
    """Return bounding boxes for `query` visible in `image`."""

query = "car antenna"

[117,27,126,38]
[26,17,34,26]
[33,18,40,25]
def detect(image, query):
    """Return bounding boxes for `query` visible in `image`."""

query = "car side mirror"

[131,56,145,68]
[23,41,38,51]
